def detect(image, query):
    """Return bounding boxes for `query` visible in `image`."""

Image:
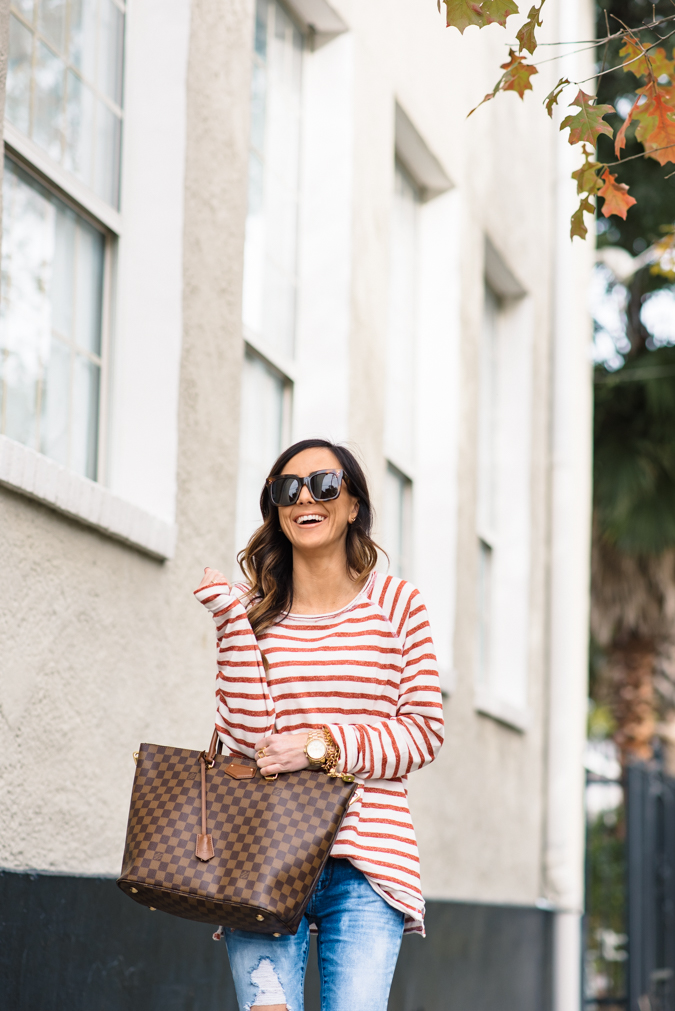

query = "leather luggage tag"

[225,762,257,780]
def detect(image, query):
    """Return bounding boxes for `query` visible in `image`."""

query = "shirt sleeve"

[194,581,275,758]
[326,584,444,780]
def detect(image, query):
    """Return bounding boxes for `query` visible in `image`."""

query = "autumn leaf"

[442,0,519,32]
[620,36,675,81]
[468,48,537,115]
[634,87,675,166]
[500,48,538,97]
[572,149,602,197]
[441,0,485,32]
[650,228,675,281]
[516,1,546,56]
[482,0,520,27]
[560,90,615,146]
[570,197,595,240]
[598,167,637,220]
[614,94,640,159]
[544,76,570,117]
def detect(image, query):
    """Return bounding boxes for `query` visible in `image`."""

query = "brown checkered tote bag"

[117,730,357,935]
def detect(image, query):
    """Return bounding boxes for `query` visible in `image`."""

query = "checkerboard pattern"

[117,744,356,934]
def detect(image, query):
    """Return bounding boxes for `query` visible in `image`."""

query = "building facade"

[0,1,594,1008]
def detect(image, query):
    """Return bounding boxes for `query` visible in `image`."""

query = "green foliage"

[594,346,675,553]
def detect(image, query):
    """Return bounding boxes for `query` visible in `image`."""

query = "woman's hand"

[196,567,230,593]
[254,732,310,776]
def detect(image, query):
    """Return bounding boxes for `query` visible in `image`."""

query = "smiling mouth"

[294,514,327,526]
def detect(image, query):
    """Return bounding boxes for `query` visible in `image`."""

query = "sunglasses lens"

[270,477,300,506]
[310,471,341,501]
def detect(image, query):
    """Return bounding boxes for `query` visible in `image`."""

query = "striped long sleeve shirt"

[194,570,445,934]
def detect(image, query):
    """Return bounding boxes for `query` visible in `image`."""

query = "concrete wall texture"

[0,0,594,1007]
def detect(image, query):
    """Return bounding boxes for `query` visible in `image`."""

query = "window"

[2,0,124,483]
[385,160,419,470]
[383,461,412,578]
[235,350,290,558]
[6,0,125,208]
[243,0,303,359]
[475,276,532,726]
[476,283,500,695]
[0,158,106,479]
[236,0,303,560]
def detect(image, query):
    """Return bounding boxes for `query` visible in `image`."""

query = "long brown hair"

[238,439,380,637]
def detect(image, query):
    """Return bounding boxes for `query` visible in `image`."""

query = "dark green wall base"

[0,869,552,1011]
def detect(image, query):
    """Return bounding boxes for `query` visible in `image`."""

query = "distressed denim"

[225,857,405,1011]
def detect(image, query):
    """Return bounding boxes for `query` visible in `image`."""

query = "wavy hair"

[238,439,380,637]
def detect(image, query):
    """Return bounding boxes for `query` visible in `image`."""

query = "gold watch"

[305,728,328,769]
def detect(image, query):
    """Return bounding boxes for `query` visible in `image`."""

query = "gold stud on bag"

[117,729,357,935]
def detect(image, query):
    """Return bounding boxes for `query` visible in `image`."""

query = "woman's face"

[276,448,360,556]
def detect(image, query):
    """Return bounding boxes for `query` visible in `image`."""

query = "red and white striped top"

[194,570,444,934]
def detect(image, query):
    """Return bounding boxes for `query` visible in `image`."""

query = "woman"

[194,439,444,1011]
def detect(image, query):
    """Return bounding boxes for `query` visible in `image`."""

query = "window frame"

[6,0,126,212]
[1,147,115,485]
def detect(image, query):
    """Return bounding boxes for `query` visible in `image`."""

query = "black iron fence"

[585,751,675,1011]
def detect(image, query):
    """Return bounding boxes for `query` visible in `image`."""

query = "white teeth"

[296,514,325,525]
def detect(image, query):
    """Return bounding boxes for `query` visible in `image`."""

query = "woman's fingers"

[254,732,309,772]
[196,567,230,592]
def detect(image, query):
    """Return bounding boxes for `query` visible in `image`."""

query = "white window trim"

[243,327,297,385]
[3,122,123,235]
[475,687,531,733]
[0,435,176,559]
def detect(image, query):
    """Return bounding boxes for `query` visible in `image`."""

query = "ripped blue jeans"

[225,857,405,1011]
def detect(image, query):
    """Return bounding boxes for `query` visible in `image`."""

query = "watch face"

[307,739,327,761]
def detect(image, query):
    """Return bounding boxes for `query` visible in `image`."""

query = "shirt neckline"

[286,571,376,621]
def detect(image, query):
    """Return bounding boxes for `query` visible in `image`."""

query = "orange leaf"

[500,48,538,98]
[634,87,675,166]
[598,168,637,220]
[560,90,615,146]
[614,95,640,159]
[620,36,675,81]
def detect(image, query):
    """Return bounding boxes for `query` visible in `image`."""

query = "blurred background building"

[0,1,594,1008]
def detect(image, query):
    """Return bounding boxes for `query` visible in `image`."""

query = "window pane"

[0,158,104,478]
[385,162,419,470]
[243,0,302,358]
[94,97,121,205]
[476,539,493,687]
[40,336,70,465]
[97,0,124,105]
[71,354,99,477]
[6,15,33,134]
[68,0,98,81]
[8,0,125,208]
[51,203,76,339]
[38,0,67,56]
[75,217,104,354]
[33,40,65,161]
[235,352,285,557]
[382,463,412,578]
[64,69,95,184]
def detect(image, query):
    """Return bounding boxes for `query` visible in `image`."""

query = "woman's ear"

[349,501,360,524]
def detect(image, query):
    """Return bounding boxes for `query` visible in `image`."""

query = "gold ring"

[258,748,267,759]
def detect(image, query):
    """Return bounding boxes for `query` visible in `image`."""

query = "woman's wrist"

[320,727,341,776]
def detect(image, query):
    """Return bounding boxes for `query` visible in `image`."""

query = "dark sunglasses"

[267,469,346,507]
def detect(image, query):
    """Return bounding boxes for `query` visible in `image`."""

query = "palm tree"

[592,337,675,764]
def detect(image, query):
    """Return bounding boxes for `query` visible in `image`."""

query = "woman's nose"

[297,484,313,504]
